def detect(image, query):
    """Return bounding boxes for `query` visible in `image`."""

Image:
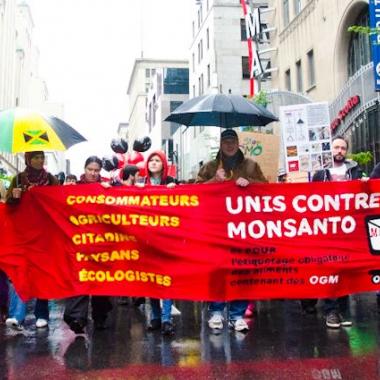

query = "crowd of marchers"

[1,130,380,336]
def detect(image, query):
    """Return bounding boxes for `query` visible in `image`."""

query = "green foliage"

[347,25,380,35]
[241,91,272,132]
[253,90,269,107]
[348,151,373,166]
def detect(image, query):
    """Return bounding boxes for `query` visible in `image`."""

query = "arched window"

[348,10,371,77]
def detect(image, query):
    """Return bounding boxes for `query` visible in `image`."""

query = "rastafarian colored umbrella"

[0,108,86,153]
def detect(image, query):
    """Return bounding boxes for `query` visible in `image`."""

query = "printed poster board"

[279,102,333,174]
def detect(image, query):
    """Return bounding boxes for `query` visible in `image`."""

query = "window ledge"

[306,84,316,93]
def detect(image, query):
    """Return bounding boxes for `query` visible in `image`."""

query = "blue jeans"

[150,299,173,323]
[9,283,49,323]
[209,300,248,321]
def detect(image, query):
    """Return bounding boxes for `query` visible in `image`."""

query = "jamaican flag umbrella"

[0,108,87,153]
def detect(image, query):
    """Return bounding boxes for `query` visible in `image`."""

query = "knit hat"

[220,129,238,140]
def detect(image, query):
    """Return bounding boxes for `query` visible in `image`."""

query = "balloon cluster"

[102,136,152,184]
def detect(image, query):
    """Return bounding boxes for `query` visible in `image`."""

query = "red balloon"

[136,161,146,177]
[116,153,126,169]
[128,151,144,165]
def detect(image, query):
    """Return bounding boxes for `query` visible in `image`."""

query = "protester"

[196,129,267,332]
[111,164,146,307]
[5,151,59,331]
[120,164,140,186]
[64,174,77,185]
[310,135,363,328]
[0,181,8,323]
[369,162,380,310]
[63,156,113,334]
[137,150,177,335]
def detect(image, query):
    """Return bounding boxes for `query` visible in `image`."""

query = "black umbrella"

[164,93,278,128]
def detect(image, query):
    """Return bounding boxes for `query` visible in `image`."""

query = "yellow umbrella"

[0,108,86,152]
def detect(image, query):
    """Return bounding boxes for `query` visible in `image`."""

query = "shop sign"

[330,95,360,131]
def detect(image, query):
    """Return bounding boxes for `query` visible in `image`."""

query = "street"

[1,294,380,379]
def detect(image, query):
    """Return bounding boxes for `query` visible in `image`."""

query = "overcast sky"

[27,0,194,175]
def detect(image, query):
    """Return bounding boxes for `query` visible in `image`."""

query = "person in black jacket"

[63,156,113,334]
[302,136,363,328]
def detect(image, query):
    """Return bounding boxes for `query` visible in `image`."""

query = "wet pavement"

[1,294,380,379]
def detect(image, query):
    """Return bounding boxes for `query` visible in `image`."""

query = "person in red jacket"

[137,150,177,335]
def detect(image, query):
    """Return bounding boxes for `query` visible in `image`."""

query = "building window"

[206,0,209,11]
[307,49,315,87]
[240,19,247,41]
[192,53,195,72]
[145,68,150,78]
[163,68,189,94]
[242,56,250,79]
[199,74,204,95]
[200,39,203,61]
[193,85,196,97]
[207,64,211,87]
[192,21,195,38]
[206,28,210,49]
[348,9,371,77]
[285,69,291,91]
[283,0,289,27]
[294,0,301,15]
[198,42,201,63]
[296,60,303,93]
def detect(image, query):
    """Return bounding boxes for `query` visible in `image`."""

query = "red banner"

[1,180,380,301]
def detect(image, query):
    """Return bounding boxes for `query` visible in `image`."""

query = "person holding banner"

[311,135,363,328]
[63,156,113,334]
[5,151,59,331]
[136,150,177,335]
[0,183,8,323]
[196,129,267,332]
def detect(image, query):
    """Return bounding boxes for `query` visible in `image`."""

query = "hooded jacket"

[312,160,363,182]
[144,150,176,185]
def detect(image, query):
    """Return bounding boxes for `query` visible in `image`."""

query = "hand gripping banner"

[1,180,380,301]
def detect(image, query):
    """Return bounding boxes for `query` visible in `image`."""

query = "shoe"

[228,318,249,332]
[208,314,224,330]
[36,318,48,328]
[326,312,341,328]
[5,317,23,331]
[68,320,85,334]
[147,318,161,331]
[339,314,352,327]
[161,321,174,336]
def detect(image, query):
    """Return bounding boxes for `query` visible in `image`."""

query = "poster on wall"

[237,131,280,183]
[279,102,333,174]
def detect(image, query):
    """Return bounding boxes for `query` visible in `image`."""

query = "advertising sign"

[369,0,380,91]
